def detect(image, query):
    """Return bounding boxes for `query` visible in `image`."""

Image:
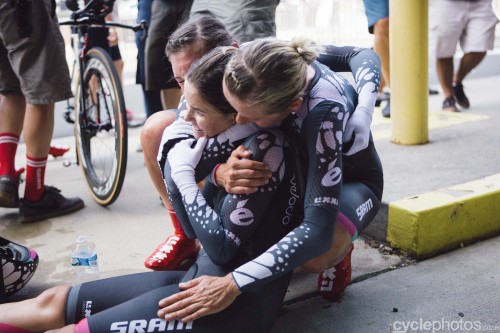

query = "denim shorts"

[0,0,72,104]
[363,0,389,34]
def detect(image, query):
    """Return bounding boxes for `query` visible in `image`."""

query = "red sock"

[0,133,19,178]
[24,155,47,202]
[169,209,187,236]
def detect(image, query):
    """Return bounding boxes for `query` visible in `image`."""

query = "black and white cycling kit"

[63,45,383,333]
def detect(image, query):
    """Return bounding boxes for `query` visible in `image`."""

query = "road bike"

[59,0,146,206]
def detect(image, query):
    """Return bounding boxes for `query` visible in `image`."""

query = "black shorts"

[145,0,193,91]
[65,252,290,332]
[87,27,122,61]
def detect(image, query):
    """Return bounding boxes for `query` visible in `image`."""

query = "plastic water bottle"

[71,235,99,282]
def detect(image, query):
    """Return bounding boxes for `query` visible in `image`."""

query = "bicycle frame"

[59,0,147,205]
[60,1,147,125]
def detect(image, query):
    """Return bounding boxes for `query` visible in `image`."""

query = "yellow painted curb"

[387,174,500,259]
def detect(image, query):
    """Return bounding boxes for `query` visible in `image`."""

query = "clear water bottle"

[71,235,99,281]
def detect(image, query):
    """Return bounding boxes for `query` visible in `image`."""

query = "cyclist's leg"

[73,256,288,333]
[0,285,71,331]
[140,110,178,210]
[302,137,384,271]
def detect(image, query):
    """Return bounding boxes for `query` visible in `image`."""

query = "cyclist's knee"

[140,110,177,151]
[141,111,176,139]
[36,285,71,322]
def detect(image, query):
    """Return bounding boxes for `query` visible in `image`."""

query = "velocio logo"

[389,319,494,333]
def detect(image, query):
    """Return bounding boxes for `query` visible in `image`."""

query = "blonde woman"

[159,37,384,322]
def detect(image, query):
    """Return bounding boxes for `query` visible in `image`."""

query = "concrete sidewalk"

[1,74,499,332]
[273,235,500,333]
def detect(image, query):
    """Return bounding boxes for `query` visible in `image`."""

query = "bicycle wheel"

[74,47,127,206]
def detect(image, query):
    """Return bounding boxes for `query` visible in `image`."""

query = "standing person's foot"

[144,235,201,271]
[442,96,458,112]
[0,175,19,208]
[453,83,470,109]
[381,98,391,118]
[317,244,354,300]
[49,144,70,158]
[428,88,439,95]
[18,186,84,223]
[375,91,390,107]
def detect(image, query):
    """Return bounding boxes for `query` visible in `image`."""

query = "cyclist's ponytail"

[224,37,320,115]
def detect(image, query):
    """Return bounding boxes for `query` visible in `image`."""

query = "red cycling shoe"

[144,209,200,271]
[317,244,354,300]
[144,234,200,271]
[49,144,70,158]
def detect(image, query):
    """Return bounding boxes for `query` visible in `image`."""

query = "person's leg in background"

[436,57,458,112]
[134,0,163,152]
[452,0,498,109]
[451,52,486,109]
[0,0,84,222]
[431,0,466,112]
[145,0,193,110]
[363,0,390,117]
[136,0,162,119]
[0,94,25,208]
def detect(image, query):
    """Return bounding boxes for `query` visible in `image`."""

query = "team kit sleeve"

[318,45,381,115]
[232,100,347,292]
[167,130,288,266]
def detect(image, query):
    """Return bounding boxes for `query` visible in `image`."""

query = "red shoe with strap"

[317,244,354,300]
[144,210,200,271]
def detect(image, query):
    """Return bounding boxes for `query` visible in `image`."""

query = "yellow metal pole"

[390,0,429,144]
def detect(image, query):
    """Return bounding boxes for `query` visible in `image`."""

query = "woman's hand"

[168,137,207,174]
[158,274,242,323]
[216,146,272,194]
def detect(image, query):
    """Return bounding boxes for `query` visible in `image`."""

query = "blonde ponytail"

[224,37,320,115]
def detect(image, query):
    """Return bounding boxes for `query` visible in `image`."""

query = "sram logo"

[356,198,373,221]
[110,319,193,332]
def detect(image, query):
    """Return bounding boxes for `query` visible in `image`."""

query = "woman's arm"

[167,129,287,265]
[233,99,346,290]
[319,45,381,155]
[158,100,348,323]
[213,46,381,190]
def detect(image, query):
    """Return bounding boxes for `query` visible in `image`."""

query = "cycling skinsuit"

[63,45,382,332]
[65,129,304,333]
[231,60,383,292]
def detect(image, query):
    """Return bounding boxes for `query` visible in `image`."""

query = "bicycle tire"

[74,47,127,206]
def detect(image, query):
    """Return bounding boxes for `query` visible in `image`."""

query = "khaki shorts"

[0,0,72,104]
[429,0,499,58]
